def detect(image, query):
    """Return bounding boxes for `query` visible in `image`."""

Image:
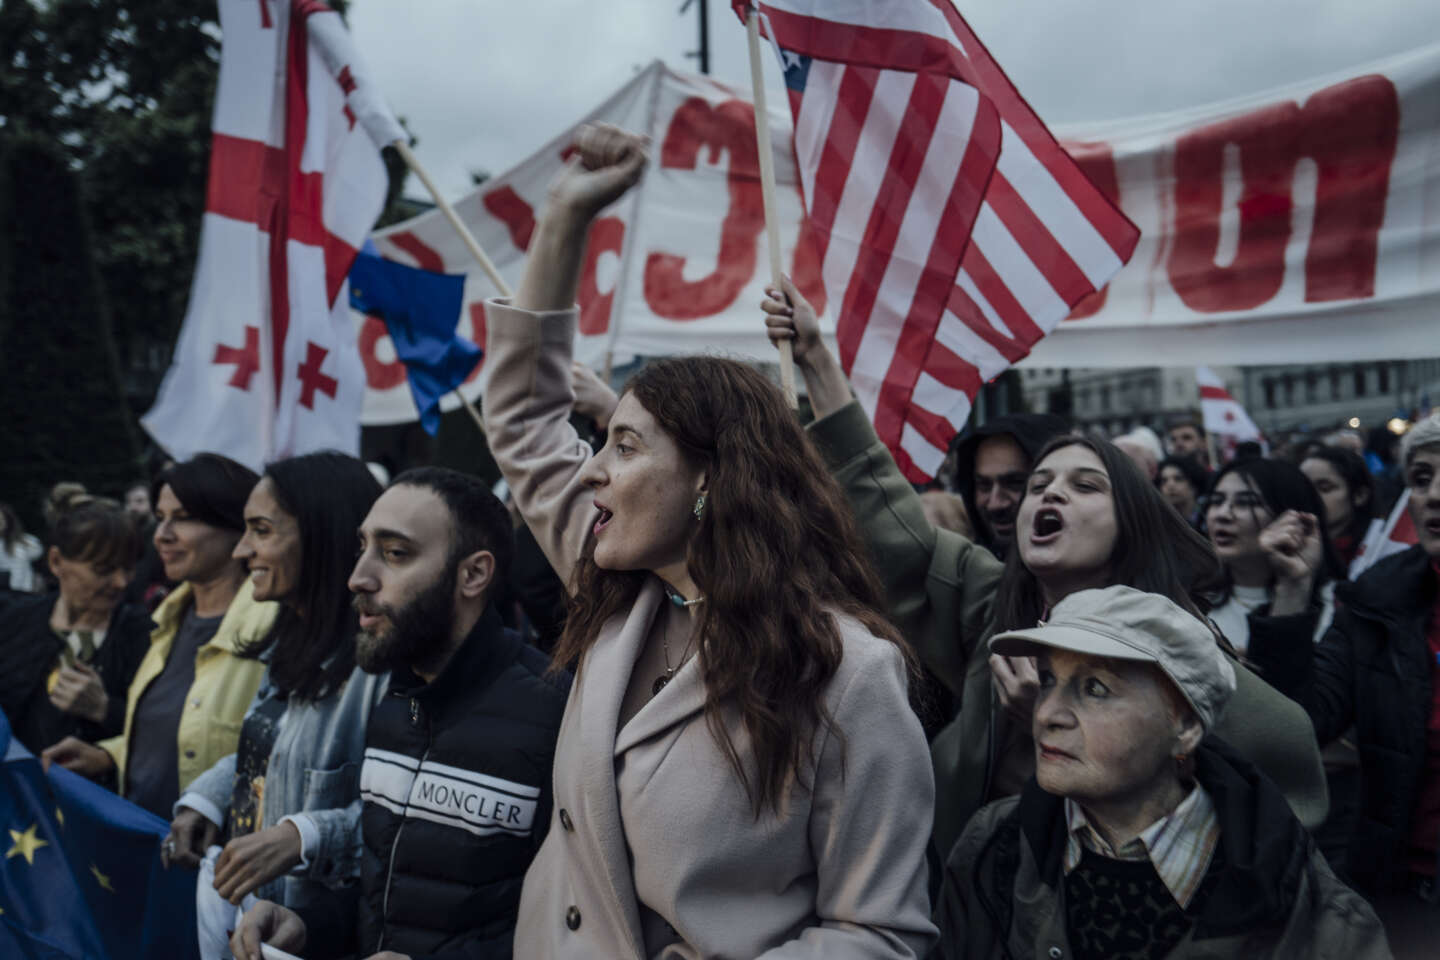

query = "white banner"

[360,46,1440,424]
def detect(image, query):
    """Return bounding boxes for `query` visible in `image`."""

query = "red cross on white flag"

[1195,366,1261,441]
[142,0,401,470]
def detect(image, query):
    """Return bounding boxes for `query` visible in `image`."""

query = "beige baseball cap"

[989,585,1237,730]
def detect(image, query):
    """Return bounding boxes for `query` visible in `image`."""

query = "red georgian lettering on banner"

[1168,74,1398,314]
[483,186,537,252]
[578,217,626,336]
[388,232,445,272]
[643,97,764,320]
[1062,141,1121,320]
[358,315,407,390]
[789,205,828,317]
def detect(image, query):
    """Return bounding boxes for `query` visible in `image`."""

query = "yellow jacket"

[99,579,275,794]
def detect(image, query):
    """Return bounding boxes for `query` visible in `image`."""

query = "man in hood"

[951,413,1071,558]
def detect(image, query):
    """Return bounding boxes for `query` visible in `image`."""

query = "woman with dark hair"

[486,127,936,957]
[1157,454,1208,527]
[1300,445,1374,572]
[765,287,1327,869]
[0,500,43,592]
[1203,457,1343,655]
[44,454,276,819]
[0,492,150,756]
[934,586,1390,960]
[164,452,383,955]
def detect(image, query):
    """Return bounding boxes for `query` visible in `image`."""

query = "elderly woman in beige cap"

[932,585,1390,960]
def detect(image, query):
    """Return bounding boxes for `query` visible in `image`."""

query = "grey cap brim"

[990,625,1162,663]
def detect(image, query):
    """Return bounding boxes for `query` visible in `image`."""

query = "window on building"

[1378,364,1390,394]
[1330,367,1342,400]
[1101,385,1111,412]
[1305,371,1318,403]
[1284,376,1295,405]
[1354,366,1367,397]
[1263,379,1275,408]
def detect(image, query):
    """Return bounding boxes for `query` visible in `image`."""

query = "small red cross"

[297,341,339,409]
[336,66,357,95]
[1224,411,1236,422]
[213,326,261,390]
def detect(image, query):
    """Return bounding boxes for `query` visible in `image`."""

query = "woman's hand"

[48,661,109,724]
[546,123,648,222]
[517,124,648,314]
[990,654,1040,724]
[571,362,619,430]
[41,736,115,779]
[760,276,852,418]
[1261,509,1324,615]
[212,821,303,905]
[163,806,219,870]
[230,899,307,960]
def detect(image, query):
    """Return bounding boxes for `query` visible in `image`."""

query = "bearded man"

[233,467,570,960]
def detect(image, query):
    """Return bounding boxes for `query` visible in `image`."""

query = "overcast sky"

[349,0,1440,201]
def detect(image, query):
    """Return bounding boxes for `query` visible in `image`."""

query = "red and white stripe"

[749,0,1139,481]
[143,0,392,470]
[1349,489,1418,579]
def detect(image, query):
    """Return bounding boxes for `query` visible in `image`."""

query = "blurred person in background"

[0,491,149,759]
[1166,413,1211,471]
[44,454,275,820]
[1114,426,1164,482]
[0,501,44,593]
[1300,445,1375,573]
[1157,455,1208,528]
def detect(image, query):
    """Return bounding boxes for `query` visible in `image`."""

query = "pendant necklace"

[654,586,704,694]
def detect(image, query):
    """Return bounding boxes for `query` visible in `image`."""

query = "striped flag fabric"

[736,0,1140,480]
[142,0,398,471]
[1196,366,1262,441]
[1349,488,1418,579]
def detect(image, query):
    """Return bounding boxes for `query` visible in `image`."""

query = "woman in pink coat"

[481,125,937,959]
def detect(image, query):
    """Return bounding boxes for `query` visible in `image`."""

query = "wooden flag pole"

[745,9,798,409]
[392,140,512,299]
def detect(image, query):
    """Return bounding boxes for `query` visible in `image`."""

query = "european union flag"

[349,246,481,434]
[0,709,197,959]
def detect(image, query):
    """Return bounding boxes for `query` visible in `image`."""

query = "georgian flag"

[142,0,401,470]
[1196,366,1262,441]
[1349,489,1419,579]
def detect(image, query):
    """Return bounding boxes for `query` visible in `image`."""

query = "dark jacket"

[0,592,151,755]
[1247,543,1438,894]
[302,603,570,960]
[951,412,1069,556]
[808,401,1329,860]
[933,739,1391,960]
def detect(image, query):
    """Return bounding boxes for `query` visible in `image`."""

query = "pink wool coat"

[481,300,938,959]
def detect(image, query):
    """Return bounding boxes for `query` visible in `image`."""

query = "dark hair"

[49,495,142,573]
[390,467,515,578]
[1156,454,1209,497]
[1204,457,1343,605]
[0,502,26,552]
[243,452,381,701]
[1167,412,1206,439]
[1298,446,1374,546]
[553,356,913,818]
[994,433,1224,632]
[154,454,259,534]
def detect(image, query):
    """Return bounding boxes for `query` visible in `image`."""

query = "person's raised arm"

[761,277,852,420]
[480,125,646,589]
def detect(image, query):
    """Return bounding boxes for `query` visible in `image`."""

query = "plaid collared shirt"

[1063,784,1220,909]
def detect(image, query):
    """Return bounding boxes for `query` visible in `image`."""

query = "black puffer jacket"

[322,603,570,960]
[0,592,151,755]
[1248,543,1438,894]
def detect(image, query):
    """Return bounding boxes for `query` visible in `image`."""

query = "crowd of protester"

[2,125,1438,959]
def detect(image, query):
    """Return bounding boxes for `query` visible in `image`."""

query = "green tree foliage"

[0,136,143,533]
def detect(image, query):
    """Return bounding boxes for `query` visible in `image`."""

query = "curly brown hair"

[552,356,915,818]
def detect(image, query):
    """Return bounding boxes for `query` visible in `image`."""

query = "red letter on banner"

[579,218,625,336]
[1169,102,1299,313]
[483,186,537,253]
[1298,75,1398,302]
[643,98,764,320]
[359,315,407,390]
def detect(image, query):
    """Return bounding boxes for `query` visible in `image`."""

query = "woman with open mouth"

[483,125,937,958]
[933,585,1389,960]
[765,284,1330,874]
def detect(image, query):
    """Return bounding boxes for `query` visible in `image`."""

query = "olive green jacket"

[807,401,1329,859]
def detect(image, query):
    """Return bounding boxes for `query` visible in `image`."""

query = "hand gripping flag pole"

[745,7,800,409]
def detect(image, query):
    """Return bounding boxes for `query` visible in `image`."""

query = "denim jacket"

[179,663,387,909]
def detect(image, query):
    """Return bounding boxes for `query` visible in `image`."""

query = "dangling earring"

[693,493,706,519]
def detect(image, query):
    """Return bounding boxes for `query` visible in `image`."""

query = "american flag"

[737,1,1140,481]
